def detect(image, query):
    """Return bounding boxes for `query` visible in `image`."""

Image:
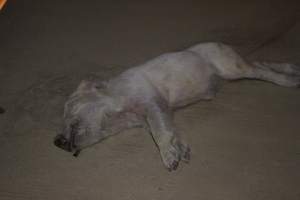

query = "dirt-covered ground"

[0,1,299,199]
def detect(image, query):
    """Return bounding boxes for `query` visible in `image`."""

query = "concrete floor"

[0,1,299,199]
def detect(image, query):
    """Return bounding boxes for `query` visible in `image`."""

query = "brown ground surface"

[0,1,299,200]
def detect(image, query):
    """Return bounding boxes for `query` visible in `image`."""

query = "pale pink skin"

[58,42,300,171]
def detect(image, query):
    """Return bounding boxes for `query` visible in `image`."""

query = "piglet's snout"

[54,134,71,152]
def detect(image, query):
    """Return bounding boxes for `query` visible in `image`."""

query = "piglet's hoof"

[161,141,191,171]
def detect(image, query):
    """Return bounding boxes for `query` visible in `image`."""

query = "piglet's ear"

[77,79,107,93]
[77,80,95,91]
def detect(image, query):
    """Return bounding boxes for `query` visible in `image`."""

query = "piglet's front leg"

[145,102,190,171]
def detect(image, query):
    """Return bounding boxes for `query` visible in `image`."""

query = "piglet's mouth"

[72,149,81,157]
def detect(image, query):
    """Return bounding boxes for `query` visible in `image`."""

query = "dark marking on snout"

[69,120,79,150]
[70,120,82,157]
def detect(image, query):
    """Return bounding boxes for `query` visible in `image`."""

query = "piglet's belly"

[166,75,216,107]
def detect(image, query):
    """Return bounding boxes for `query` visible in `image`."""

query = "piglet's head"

[54,79,122,156]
